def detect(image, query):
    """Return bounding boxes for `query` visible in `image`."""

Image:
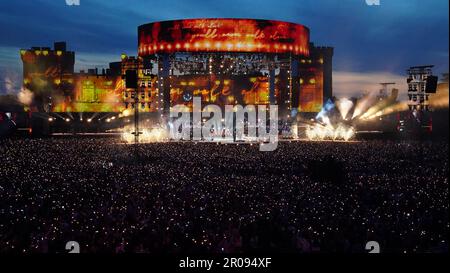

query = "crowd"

[0,138,448,253]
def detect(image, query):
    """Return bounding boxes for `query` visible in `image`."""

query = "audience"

[0,138,448,253]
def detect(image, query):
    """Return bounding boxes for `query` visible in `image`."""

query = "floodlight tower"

[407,65,434,112]
[122,54,142,144]
[406,65,437,135]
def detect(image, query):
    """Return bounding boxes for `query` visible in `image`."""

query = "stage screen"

[139,19,310,56]
[168,73,323,112]
[169,75,280,109]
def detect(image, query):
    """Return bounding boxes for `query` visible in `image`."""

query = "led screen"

[169,75,278,109]
[139,19,310,56]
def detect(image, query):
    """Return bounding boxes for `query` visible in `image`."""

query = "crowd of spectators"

[0,138,448,253]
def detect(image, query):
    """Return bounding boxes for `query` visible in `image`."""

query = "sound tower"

[125,70,137,89]
[425,75,438,93]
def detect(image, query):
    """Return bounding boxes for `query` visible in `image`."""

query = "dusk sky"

[0,0,448,98]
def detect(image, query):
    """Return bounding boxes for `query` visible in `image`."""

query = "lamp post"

[125,69,140,144]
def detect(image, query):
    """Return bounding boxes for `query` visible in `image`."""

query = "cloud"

[0,47,22,94]
[0,46,22,70]
[333,70,408,99]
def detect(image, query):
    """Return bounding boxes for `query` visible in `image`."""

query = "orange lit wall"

[52,75,125,112]
[299,68,323,112]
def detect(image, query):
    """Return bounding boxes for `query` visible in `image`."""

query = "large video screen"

[139,19,310,56]
[169,73,323,112]
[169,75,277,109]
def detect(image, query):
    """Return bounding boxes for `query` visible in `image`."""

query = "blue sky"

[0,0,448,98]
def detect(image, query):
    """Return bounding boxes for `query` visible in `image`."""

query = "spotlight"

[48,117,54,122]
[122,109,131,117]
[65,118,70,122]
[87,119,92,123]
